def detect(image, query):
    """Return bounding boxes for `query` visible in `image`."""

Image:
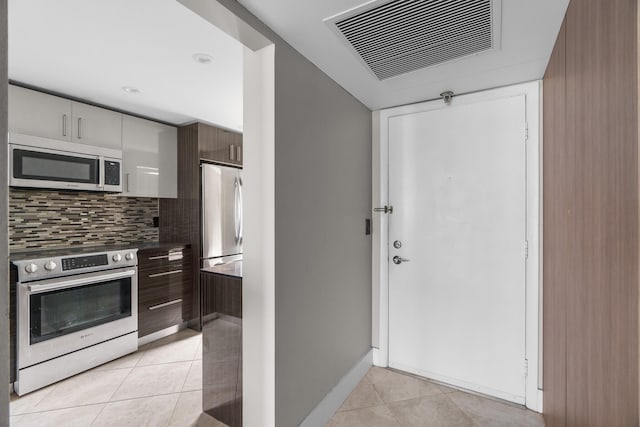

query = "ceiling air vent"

[325,0,502,81]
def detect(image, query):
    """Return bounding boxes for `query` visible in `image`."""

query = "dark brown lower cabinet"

[201,271,242,427]
[137,245,192,337]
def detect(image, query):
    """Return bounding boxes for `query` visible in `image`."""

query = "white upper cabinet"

[9,85,122,150]
[9,85,73,142]
[121,115,177,199]
[71,102,123,150]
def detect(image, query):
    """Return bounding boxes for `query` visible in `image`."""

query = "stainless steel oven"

[9,132,122,192]
[12,249,138,395]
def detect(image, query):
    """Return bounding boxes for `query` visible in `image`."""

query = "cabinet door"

[217,130,242,165]
[71,101,122,149]
[122,115,177,198]
[9,85,72,141]
[219,129,236,164]
[198,123,220,161]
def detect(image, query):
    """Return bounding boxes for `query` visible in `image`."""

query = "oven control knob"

[112,254,122,262]
[44,261,57,271]
[125,252,135,261]
[25,263,38,274]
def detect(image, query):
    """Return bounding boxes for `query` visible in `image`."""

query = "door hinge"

[524,358,529,377]
[524,123,529,141]
[524,240,529,259]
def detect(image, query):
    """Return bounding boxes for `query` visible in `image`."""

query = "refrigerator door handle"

[237,176,243,245]
[234,177,240,244]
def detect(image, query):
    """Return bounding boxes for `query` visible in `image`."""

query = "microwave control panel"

[104,161,121,186]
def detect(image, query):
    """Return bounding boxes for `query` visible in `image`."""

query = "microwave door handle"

[98,156,105,189]
[27,269,136,294]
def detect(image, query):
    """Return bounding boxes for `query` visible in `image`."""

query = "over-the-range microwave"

[9,133,122,192]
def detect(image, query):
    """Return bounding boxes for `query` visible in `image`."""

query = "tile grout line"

[163,393,182,427]
[179,360,195,394]
[352,378,403,427]
[105,366,136,404]
[132,358,198,369]
[10,389,53,416]
[18,401,108,417]
[88,402,108,427]
[167,360,195,424]
[441,392,477,423]
[100,390,186,405]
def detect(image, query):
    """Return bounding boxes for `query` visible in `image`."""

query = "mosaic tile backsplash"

[9,189,159,251]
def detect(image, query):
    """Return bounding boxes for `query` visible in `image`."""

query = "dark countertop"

[10,241,190,261]
[201,260,243,279]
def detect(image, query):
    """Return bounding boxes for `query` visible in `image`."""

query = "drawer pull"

[148,269,183,278]
[148,251,183,261]
[148,299,182,311]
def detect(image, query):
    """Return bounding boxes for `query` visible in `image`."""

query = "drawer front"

[138,248,190,271]
[139,268,190,306]
[138,298,183,337]
[137,246,193,336]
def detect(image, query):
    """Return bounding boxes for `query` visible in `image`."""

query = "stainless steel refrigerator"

[201,163,243,266]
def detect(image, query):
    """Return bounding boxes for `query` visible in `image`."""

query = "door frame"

[372,81,543,412]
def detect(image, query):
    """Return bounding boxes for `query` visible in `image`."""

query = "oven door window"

[13,149,99,184]
[29,277,132,344]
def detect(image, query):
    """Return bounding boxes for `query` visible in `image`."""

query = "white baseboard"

[532,389,543,413]
[372,348,385,367]
[299,349,373,427]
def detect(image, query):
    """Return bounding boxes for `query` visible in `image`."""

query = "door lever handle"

[393,256,409,265]
[374,205,393,214]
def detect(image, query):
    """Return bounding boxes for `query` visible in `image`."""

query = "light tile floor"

[10,329,226,427]
[326,367,546,427]
[10,330,545,427]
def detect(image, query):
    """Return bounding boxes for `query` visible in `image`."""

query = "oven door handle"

[27,269,136,294]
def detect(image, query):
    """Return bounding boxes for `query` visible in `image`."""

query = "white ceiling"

[237,0,569,110]
[9,0,244,131]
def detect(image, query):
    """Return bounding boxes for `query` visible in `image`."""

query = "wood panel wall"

[159,123,243,329]
[543,0,638,425]
[159,124,201,327]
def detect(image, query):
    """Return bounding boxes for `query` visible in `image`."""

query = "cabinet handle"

[148,299,182,311]
[62,115,67,136]
[237,146,241,162]
[148,251,183,261]
[229,144,235,161]
[98,156,105,189]
[148,269,183,278]
[77,117,82,139]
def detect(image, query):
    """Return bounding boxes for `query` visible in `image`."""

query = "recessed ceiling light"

[122,86,141,94]
[192,53,214,65]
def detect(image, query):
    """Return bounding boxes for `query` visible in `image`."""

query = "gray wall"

[215,2,372,426]
[273,45,372,426]
[1,0,9,425]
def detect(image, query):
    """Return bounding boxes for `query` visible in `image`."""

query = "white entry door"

[388,94,528,404]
